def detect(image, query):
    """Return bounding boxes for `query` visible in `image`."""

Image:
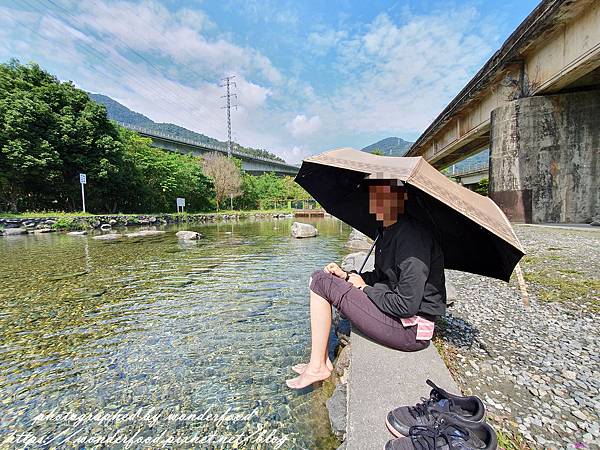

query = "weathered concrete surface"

[346,331,459,450]
[490,90,600,223]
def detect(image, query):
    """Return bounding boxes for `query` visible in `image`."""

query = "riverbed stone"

[100,224,112,230]
[125,230,166,238]
[67,231,88,236]
[176,230,202,240]
[92,233,123,240]
[291,222,318,238]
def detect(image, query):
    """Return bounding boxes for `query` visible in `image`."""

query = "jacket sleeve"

[362,226,431,318]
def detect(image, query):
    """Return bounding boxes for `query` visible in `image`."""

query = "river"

[0,217,351,449]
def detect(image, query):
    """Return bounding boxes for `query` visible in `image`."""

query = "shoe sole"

[385,415,410,438]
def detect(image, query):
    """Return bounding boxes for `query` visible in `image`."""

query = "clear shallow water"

[0,218,351,449]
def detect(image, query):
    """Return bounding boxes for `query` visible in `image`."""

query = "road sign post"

[176,197,185,213]
[79,173,87,213]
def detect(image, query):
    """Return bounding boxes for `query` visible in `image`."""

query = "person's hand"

[324,262,346,279]
[348,273,367,289]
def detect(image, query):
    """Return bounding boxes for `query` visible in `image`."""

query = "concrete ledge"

[346,329,459,450]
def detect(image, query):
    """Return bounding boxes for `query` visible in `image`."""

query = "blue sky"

[1,0,540,163]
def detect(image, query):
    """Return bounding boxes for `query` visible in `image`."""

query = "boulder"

[345,228,373,251]
[291,222,318,238]
[176,230,202,240]
[125,230,166,238]
[109,219,117,226]
[92,233,123,240]
[100,224,111,230]
[67,231,88,236]
[341,251,374,273]
[2,228,27,236]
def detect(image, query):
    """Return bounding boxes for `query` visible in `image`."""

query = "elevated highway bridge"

[407,0,600,223]
[119,123,300,176]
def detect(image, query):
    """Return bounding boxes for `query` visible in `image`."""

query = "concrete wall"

[489,90,600,223]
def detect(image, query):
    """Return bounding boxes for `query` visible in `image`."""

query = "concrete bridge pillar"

[489,90,600,223]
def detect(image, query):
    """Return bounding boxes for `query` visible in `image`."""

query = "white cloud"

[286,114,322,137]
[76,0,282,84]
[307,29,347,56]
[307,8,494,139]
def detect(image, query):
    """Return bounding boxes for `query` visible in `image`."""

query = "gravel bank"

[437,225,599,449]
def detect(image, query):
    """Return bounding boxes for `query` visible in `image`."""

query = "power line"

[219,75,238,159]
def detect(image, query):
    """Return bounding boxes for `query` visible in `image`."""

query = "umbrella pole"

[358,234,379,274]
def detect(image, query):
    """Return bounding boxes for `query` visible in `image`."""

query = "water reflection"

[0,217,350,449]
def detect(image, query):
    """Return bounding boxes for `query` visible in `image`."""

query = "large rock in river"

[291,222,318,238]
[345,228,373,251]
[341,251,375,273]
[176,230,202,240]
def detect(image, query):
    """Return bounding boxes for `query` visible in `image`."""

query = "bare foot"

[285,365,331,389]
[291,358,334,374]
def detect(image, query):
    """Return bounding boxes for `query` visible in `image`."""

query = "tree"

[371,148,384,156]
[0,60,126,212]
[473,178,489,196]
[201,152,242,210]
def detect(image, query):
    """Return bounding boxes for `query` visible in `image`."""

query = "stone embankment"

[0,212,294,235]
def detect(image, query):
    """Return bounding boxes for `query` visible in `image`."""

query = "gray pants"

[309,270,430,352]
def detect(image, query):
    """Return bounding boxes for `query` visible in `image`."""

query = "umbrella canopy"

[294,147,525,282]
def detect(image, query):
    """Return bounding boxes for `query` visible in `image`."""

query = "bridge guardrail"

[447,161,489,177]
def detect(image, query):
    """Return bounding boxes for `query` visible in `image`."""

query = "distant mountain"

[362,137,413,156]
[88,93,286,163]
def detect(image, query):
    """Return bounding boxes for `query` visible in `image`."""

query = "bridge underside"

[408,0,600,223]
[408,0,600,170]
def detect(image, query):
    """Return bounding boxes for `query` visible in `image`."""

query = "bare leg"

[286,289,333,389]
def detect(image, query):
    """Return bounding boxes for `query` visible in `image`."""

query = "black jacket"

[352,215,446,320]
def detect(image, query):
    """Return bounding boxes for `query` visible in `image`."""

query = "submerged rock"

[67,231,88,236]
[291,222,318,238]
[125,230,165,238]
[92,233,123,240]
[176,230,202,240]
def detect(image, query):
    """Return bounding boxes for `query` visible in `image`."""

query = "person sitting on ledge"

[286,179,447,390]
